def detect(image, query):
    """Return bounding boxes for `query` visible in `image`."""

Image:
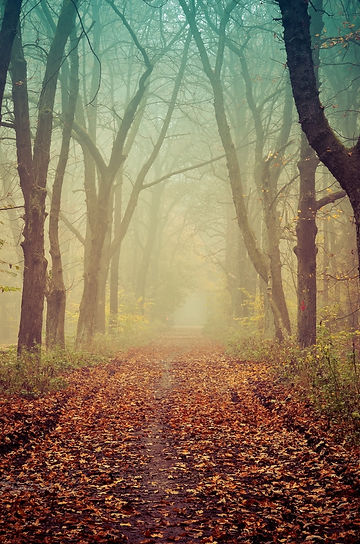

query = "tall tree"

[277,0,360,281]
[0,0,22,125]
[179,0,289,338]
[11,0,78,354]
[46,32,79,349]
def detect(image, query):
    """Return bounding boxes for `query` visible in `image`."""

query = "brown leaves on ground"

[0,336,359,543]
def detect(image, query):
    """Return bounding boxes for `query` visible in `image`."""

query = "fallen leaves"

[0,338,359,543]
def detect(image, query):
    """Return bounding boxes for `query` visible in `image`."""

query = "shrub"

[0,347,107,398]
[226,326,360,434]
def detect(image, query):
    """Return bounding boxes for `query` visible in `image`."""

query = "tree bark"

[292,1,322,348]
[11,0,78,355]
[46,33,79,349]
[0,0,22,124]
[278,0,360,276]
[294,136,318,347]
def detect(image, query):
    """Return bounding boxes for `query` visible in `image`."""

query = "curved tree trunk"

[278,0,360,277]
[179,0,292,339]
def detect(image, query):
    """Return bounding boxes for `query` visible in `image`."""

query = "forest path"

[0,333,359,543]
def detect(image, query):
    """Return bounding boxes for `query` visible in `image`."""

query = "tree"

[0,0,22,125]
[46,33,79,349]
[10,0,78,354]
[73,4,189,345]
[277,0,360,281]
[179,0,290,339]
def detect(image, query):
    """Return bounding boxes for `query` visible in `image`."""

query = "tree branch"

[315,190,346,211]
[142,153,226,190]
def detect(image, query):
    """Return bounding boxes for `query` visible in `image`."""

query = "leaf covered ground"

[0,335,359,543]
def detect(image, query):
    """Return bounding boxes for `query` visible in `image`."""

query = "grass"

[0,346,108,398]
[0,316,162,398]
[226,325,360,438]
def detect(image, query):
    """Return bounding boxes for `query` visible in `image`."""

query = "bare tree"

[178,0,289,338]
[0,0,22,125]
[46,32,79,349]
[10,0,78,354]
[278,0,360,281]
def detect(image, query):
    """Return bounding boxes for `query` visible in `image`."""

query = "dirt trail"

[0,333,359,543]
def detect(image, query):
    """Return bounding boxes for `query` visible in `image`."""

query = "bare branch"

[315,190,346,211]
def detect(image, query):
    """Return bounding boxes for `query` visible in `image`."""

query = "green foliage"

[300,327,360,424]
[227,326,360,435]
[0,347,107,398]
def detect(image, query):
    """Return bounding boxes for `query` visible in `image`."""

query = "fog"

[0,0,359,350]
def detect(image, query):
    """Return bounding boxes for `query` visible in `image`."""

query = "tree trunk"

[76,193,110,346]
[278,0,360,277]
[0,0,22,124]
[109,174,123,322]
[11,0,77,355]
[95,220,111,334]
[294,136,318,347]
[225,202,256,320]
[135,184,164,314]
[262,160,292,335]
[46,33,79,349]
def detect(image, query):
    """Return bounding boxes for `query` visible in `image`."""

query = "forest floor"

[0,331,359,543]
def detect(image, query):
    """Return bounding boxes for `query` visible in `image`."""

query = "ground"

[0,332,359,543]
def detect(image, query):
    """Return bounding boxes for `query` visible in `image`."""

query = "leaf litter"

[0,336,359,543]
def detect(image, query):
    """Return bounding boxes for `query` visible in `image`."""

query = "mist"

[0,0,358,351]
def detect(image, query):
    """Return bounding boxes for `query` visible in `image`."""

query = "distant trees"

[178,0,294,339]
[0,0,358,351]
[73,4,190,346]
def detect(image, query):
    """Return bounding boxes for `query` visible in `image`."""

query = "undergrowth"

[227,326,360,436]
[0,316,162,398]
[0,347,107,398]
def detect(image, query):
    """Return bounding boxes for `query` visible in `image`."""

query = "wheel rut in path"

[127,355,191,542]
[0,334,359,543]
